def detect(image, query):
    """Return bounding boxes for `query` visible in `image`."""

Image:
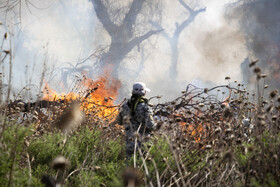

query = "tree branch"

[123,0,146,36]
[174,8,206,36]
[125,29,162,55]
[149,20,170,40]
[91,0,118,36]
[178,0,193,12]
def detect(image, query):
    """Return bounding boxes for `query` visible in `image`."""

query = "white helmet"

[132,82,150,96]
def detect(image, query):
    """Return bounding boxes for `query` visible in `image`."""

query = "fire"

[43,71,121,121]
[175,112,205,143]
[180,122,205,143]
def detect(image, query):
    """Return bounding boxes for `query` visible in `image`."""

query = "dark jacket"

[115,96,155,134]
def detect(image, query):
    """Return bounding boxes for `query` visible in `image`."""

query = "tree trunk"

[91,0,162,78]
[169,37,179,80]
[150,1,206,81]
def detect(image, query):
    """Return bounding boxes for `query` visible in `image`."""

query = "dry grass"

[0,27,279,186]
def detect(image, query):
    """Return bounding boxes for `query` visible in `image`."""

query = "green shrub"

[27,126,126,186]
[0,123,33,186]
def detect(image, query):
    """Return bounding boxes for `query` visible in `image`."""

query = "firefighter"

[115,82,155,158]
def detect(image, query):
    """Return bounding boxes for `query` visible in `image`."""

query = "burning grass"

[0,66,280,186]
[43,71,121,122]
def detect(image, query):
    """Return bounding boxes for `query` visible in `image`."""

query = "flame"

[180,122,205,143]
[176,112,205,143]
[43,71,121,121]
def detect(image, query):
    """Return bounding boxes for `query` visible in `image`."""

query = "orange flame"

[43,71,121,121]
[180,122,205,143]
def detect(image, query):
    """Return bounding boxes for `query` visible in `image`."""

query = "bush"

[0,122,34,186]
[27,126,126,186]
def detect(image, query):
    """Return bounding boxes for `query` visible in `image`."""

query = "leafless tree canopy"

[90,0,163,76]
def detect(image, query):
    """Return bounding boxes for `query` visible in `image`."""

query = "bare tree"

[0,0,51,27]
[151,0,205,80]
[90,0,162,77]
[57,49,104,89]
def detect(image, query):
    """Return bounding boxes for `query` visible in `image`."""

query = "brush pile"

[150,79,280,186]
[0,67,280,186]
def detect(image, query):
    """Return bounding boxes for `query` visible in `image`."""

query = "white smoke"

[141,0,248,100]
[0,0,96,95]
[0,0,248,102]
[21,0,95,63]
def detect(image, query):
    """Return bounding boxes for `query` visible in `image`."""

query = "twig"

[151,159,161,187]
[7,123,20,187]
[134,123,142,168]
[138,147,154,187]
[217,163,229,186]
[163,133,186,187]
[26,152,32,187]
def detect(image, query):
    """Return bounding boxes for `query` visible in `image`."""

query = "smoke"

[141,0,248,101]
[0,0,96,98]
[1,0,252,102]
[228,0,280,90]
[180,24,246,83]
[21,0,95,63]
